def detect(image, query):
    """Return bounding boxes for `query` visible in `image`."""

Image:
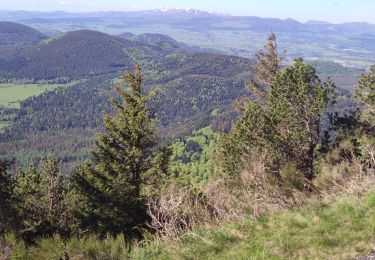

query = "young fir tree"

[14,156,66,242]
[355,64,375,134]
[73,65,170,238]
[354,64,375,168]
[222,33,283,174]
[237,32,284,112]
[0,159,15,235]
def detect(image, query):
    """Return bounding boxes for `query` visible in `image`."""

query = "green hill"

[0,21,47,59]
[0,30,142,80]
[0,28,251,168]
[118,32,182,48]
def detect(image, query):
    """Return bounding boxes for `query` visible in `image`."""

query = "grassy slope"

[132,191,375,259]
[10,190,375,259]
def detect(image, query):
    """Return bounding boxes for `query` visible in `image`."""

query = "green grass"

[0,121,10,131]
[6,190,375,259]
[0,83,75,131]
[131,191,375,259]
[0,83,71,108]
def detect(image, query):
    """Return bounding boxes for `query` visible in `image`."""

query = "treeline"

[0,34,374,258]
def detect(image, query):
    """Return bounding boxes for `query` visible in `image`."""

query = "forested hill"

[0,23,252,168]
[0,30,167,81]
[117,32,204,53]
[0,21,46,45]
[118,32,182,48]
[0,22,47,59]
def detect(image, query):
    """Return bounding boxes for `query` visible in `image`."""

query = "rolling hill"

[0,21,47,59]
[118,32,202,52]
[118,32,181,48]
[0,24,252,168]
[0,21,46,45]
[0,30,152,80]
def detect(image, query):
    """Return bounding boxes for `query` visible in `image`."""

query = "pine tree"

[14,164,43,241]
[268,58,335,180]
[39,156,66,234]
[73,65,170,238]
[221,58,335,187]
[222,33,283,175]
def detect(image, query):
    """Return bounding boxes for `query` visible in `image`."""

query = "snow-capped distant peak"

[149,8,228,16]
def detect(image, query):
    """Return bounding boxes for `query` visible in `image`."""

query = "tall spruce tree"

[73,65,170,238]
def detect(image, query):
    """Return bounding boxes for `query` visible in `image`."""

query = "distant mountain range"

[0,9,374,68]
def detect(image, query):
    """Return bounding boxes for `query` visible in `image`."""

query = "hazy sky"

[1,0,375,24]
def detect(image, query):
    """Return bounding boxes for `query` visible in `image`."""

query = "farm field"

[0,83,72,108]
[0,82,75,130]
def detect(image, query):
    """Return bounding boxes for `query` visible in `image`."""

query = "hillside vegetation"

[8,187,373,259]
[0,24,374,260]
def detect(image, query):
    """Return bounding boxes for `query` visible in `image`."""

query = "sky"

[1,0,375,24]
